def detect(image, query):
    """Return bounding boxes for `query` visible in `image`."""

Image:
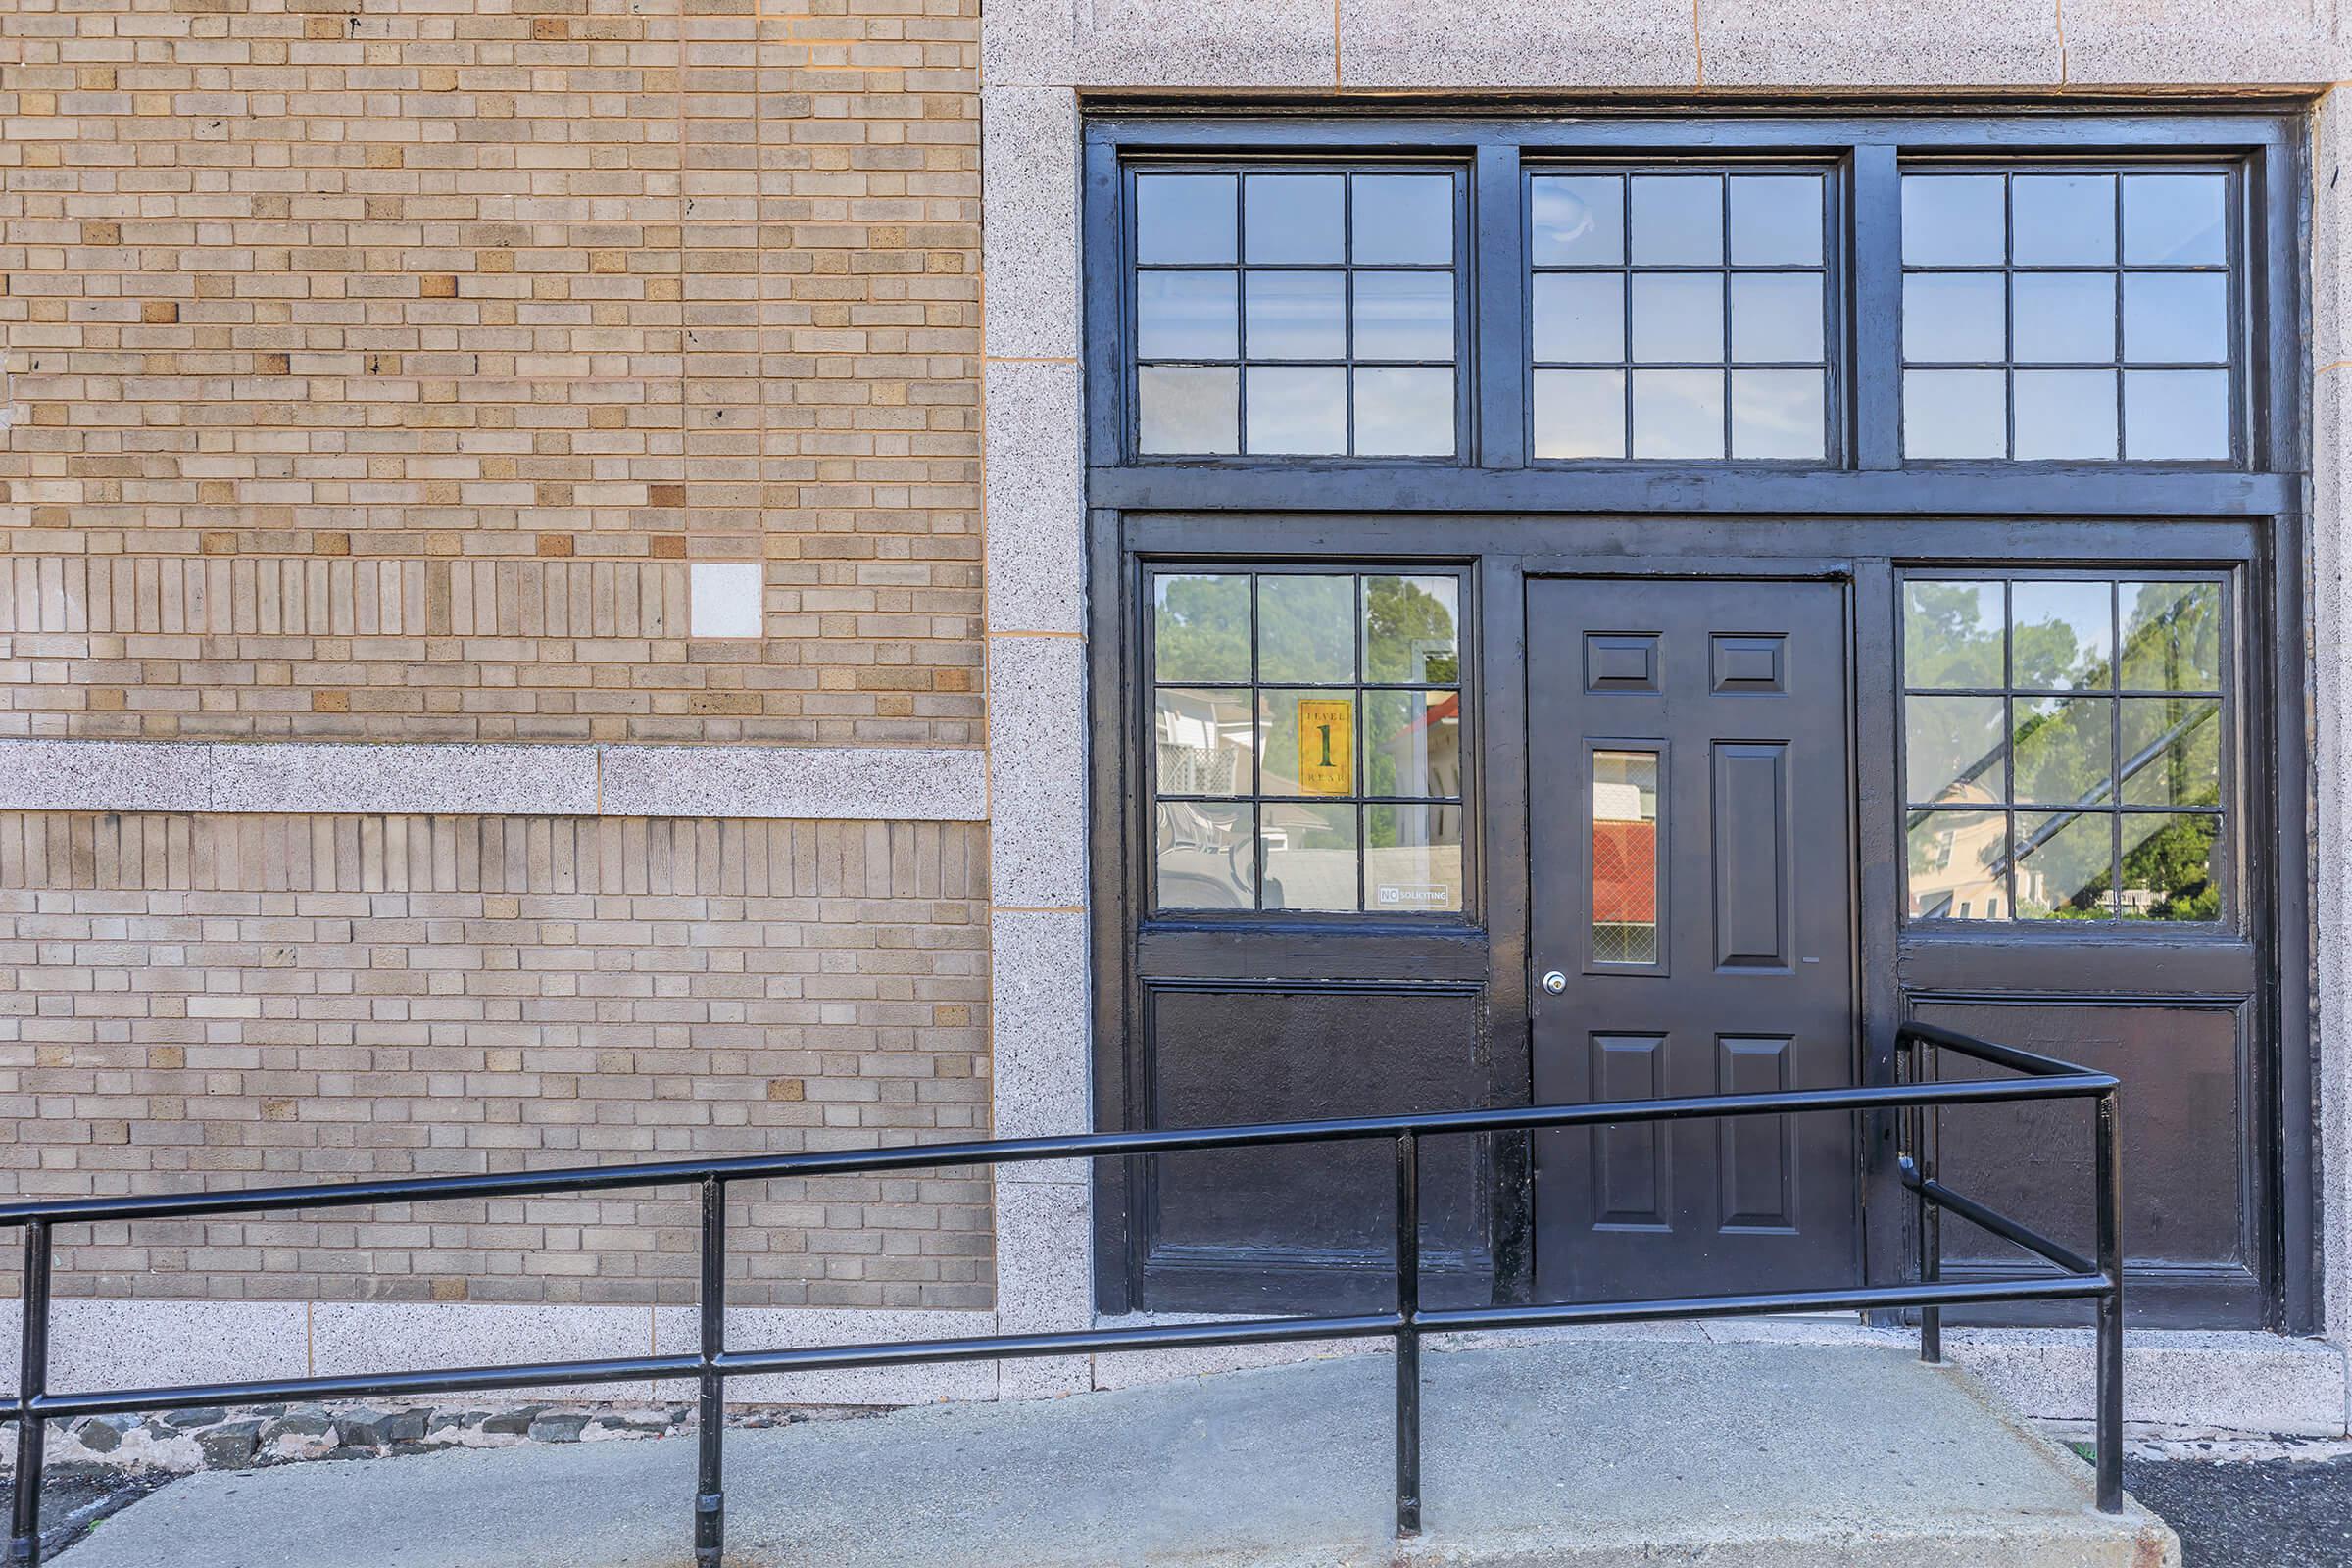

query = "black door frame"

[1079,103,2315,1332]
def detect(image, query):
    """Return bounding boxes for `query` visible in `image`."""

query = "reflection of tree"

[1903,582,2001,687]
[2124,818,2221,921]
[1154,576,1250,682]
[1365,577,1459,683]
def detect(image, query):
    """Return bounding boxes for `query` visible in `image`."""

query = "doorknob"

[1541,970,1567,994]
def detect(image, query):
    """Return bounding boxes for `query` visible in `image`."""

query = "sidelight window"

[1149,569,1467,914]
[1901,574,2228,924]
[1129,167,1465,459]
[1900,167,2236,462]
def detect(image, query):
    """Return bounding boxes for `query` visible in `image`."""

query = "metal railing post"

[11,1221,51,1567]
[2093,1089,2124,1514]
[1394,1131,1421,1539]
[1916,1035,1942,1365]
[696,1177,727,1568]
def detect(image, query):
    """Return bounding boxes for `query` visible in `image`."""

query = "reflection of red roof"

[1593,822,1656,923]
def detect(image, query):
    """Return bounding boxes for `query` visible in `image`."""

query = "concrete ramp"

[53,1338,2177,1567]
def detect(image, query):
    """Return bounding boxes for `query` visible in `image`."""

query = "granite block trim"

[0,740,988,822]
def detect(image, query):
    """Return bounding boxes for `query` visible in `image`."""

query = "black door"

[1529,576,1858,1301]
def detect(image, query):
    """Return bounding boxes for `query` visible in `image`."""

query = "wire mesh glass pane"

[1592,750,1660,963]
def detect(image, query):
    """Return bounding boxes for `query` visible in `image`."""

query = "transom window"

[1900,168,2236,462]
[1149,569,1466,914]
[1901,574,2228,924]
[1129,167,1465,459]
[1529,167,1833,462]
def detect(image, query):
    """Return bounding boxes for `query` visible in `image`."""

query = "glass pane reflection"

[2118,813,2221,922]
[1592,750,1661,963]
[1155,801,1255,910]
[1366,804,1463,913]
[2016,810,2115,920]
[1262,802,1357,912]
[1907,809,2008,920]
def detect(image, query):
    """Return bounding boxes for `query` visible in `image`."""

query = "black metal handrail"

[0,1020,2122,1566]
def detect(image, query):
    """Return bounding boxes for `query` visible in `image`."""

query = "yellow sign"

[1296,698,1353,796]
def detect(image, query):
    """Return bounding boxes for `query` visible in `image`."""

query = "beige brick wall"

[0,0,983,745]
[0,812,993,1307]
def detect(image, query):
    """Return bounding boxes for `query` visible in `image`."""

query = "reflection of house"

[1155,689,1251,794]
[1907,780,2029,918]
[1375,691,1464,841]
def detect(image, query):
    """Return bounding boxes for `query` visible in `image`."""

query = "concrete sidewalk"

[51,1337,2177,1568]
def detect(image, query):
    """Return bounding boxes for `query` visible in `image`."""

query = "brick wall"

[0,0,984,745]
[0,811,992,1306]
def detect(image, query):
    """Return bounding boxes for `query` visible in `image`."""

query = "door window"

[1150,569,1467,914]
[1901,574,2228,923]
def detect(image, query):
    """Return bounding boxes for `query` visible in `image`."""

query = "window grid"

[1526,166,1835,464]
[1899,165,2238,463]
[1150,569,1467,916]
[1129,166,1467,461]
[1899,574,2229,925]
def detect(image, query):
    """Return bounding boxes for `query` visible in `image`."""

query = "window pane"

[1632,368,1725,459]
[1533,272,1625,363]
[1137,173,1237,265]
[1262,801,1357,912]
[1244,271,1345,361]
[1363,690,1463,798]
[1534,369,1628,459]
[1353,368,1453,457]
[1244,366,1347,454]
[1256,574,1355,685]
[2012,369,2118,461]
[2123,272,2229,364]
[1531,174,1625,267]
[2012,272,2115,365]
[2120,581,2223,691]
[2013,696,2114,806]
[1904,273,2006,364]
[1907,808,2008,920]
[2118,813,2221,921]
[1155,687,1257,797]
[2012,580,2114,691]
[1905,694,2006,805]
[1138,366,1239,454]
[1352,271,1455,361]
[1364,574,1462,684]
[1902,174,2005,266]
[2121,697,2221,808]
[1592,750,1660,962]
[1729,174,1824,266]
[2016,809,2114,920]
[1630,174,1723,266]
[2123,173,2228,266]
[1730,273,1823,364]
[1367,804,1463,913]
[2124,369,2230,461]
[1730,368,1825,460]
[1631,273,1725,364]
[1903,369,2006,458]
[1261,689,1357,797]
[1352,174,1452,265]
[1156,801,1255,910]
[1137,270,1238,360]
[1152,573,1251,684]
[2011,173,2117,266]
[1243,172,1345,265]
[1904,580,2005,689]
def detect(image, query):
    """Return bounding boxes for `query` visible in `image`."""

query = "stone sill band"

[0,739,989,823]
